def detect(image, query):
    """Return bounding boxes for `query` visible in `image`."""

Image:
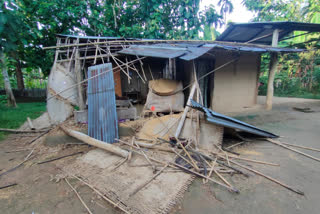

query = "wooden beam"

[265,29,280,110]
[75,48,85,110]
[266,53,278,110]
[60,126,129,158]
[272,29,280,47]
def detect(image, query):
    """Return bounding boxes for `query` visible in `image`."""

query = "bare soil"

[0,97,320,214]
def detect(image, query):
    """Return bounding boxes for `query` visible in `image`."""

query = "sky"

[200,0,255,33]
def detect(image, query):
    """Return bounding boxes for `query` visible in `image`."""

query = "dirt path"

[0,97,319,214]
[176,98,320,214]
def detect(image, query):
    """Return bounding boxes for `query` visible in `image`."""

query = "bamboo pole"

[116,139,239,193]
[280,142,320,153]
[60,126,129,158]
[27,117,35,130]
[43,39,280,50]
[0,128,49,133]
[47,57,145,102]
[65,178,93,214]
[70,174,130,214]
[211,151,280,166]
[175,83,196,138]
[129,163,169,197]
[267,138,320,162]
[219,156,304,195]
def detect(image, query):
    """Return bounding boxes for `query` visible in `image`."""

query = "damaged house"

[13,22,320,213]
[46,35,303,124]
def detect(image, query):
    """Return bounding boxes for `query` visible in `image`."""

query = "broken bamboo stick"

[0,149,34,177]
[65,178,93,214]
[190,149,250,177]
[27,129,51,144]
[0,128,48,133]
[225,141,246,150]
[27,117,35,130]
[129,163,169,197]
[211,151,280,166]
[220,156,304,195]
[267,138,320,162]
[0,183,17,190]
[134,140,156,172]
[70,174,130,214]
[280,141,320,153]
[174,83,196,138]
[117,139,239,193]
[134,141,173,152]
[37,152,83,164]
[60,126,129,158]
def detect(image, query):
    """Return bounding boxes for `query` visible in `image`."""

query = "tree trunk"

[266,53,278,110]
[15,59,24,92]
[0,52,17,107]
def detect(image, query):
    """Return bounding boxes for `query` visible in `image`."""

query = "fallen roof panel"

[189,100,278,138]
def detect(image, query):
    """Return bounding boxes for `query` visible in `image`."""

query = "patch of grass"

[0,102,46,141]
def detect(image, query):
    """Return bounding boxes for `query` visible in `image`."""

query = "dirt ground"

[0,96,320,214]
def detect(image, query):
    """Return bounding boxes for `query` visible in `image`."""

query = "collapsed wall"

[47,61,79,124]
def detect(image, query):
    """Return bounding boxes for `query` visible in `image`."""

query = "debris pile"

[2,88,320,214]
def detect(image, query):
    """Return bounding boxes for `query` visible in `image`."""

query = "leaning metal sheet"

[87,63,118,143]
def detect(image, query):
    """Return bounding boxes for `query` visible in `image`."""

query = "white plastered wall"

[47,61,79,124]
[211,51,260,112]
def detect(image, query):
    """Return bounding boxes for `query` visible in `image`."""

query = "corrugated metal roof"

[118,42,304,61]
[118,45,187,59]
[217,21,320,44]
[190,100,278,138]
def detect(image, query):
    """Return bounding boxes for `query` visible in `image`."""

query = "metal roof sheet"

[190,100,278,138]
[217,21,320,44]
[118,45,187,59]
[118,42,304,61]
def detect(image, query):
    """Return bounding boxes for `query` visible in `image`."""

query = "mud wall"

[211,51,260,112]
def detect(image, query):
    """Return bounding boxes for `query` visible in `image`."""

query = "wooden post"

[75,48,85,110]
[266,29,279,110]
[174,83,196,138]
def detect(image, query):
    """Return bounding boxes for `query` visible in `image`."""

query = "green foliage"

[0,102,46,140]
[244,0,320,98]
[0,95,7,104]
[1,0,229,82]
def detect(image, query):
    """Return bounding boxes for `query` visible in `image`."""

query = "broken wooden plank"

[60,126,129,158]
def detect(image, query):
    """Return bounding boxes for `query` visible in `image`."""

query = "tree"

[0,1,25,107]
[218,0,233,24]
[2,0,233,91]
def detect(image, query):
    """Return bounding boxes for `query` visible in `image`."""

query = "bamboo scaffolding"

[43,38,280,50]
[47,57,146,101]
